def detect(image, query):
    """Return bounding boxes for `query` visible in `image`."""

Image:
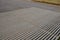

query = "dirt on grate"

[58,37,60,40]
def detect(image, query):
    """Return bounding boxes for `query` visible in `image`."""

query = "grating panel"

[0,22,60,40]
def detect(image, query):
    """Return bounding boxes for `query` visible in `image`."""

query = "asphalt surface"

[0,0,60,12]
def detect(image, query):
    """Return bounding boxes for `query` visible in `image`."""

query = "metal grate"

[0,21,60,40]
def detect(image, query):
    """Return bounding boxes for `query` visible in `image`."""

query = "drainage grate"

[0,21,60,40]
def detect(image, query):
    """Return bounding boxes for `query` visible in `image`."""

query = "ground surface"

[0,0,60,40]
[0,7,60,40]
[0,0,60,12]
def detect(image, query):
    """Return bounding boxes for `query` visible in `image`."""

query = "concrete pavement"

[0,0,60,40]
[0,7,60,40]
